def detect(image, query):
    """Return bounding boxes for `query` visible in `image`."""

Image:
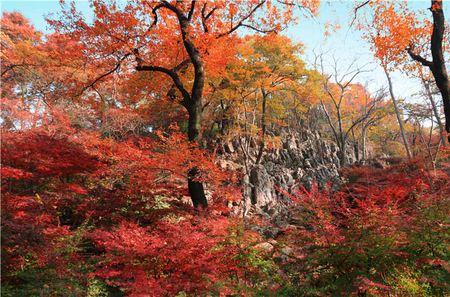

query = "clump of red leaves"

[280,159,450,296]
[89,216,259,296]
[1,122,247,295]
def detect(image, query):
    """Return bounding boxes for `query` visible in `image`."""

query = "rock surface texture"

[219,129,353,221]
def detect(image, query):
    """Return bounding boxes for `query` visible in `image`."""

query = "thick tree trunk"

[187,104,208,209]
[353,140,359,162]
[187,104,202,141]
[178,12,209,209]
[435,79,450,142]
[430,0,450,142]
[384,67,413,159]
[188,167,208,209]
[339,141,347,167]
[408,1,450,142]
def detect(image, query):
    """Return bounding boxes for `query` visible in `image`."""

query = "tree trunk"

[255,89,268,165]
[422,78,446,146]
[354,140,359,162]
[408,1,450,142]
[188,167,207,209]
[430,0,450,142]
[384,67,413,159]
[361,127,367,163]
[339,140,347,167]
[179,11,209,209]
[337,132,347,167]
[187,103,208,209]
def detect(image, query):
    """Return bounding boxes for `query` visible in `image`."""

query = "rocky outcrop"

[219,129,353,220]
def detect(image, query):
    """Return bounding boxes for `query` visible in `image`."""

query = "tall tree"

[361,0,450,143]
[49,0,319,208]
[407,0,449,142]
[421,72,447,147]
[315,55,384,166]
[383,66,412,159]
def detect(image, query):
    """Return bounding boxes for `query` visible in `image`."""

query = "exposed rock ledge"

[218,129,355,222]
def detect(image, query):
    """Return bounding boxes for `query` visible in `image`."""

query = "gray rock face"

[219,129,352,219]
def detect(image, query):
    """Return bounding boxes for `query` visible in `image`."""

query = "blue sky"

[1,0,447,103]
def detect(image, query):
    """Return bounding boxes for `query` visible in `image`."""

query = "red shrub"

[280,161,450,296]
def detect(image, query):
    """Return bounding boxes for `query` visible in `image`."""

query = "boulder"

[254,242,274,253]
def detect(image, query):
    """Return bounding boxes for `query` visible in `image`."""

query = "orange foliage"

[363,1,432,71]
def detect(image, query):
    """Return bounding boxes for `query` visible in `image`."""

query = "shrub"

[280,162,450,296]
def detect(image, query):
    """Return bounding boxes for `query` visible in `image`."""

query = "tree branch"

[349,0,370,28]
[187,0,196,21]
[136,63,191,105]
[216,0,267,38]
[78,53,130,96]
[407,47,433,67]
[201,3,217,33]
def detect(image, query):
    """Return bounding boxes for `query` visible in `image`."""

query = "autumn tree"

[383,67,413,159]
[280,162,450,295]
[1,86,249,295]
[360,0,450,143]
[47,0,319,208]
[0,12,50,129]
[214,34,320,165]
[404,101,441,163]
[315,55,385,165]
[1,12,42,79]
[416,69,447,147]
[408,0,449,142]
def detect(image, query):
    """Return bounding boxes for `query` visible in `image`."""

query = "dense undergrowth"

[278,160,450,296]
[2,124,449,297]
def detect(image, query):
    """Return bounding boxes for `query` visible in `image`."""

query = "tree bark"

[422,78,447,146]
[339,139,347,167]
[255,89,268,165]
[184,102,207,208]
[384,67,413,159]
[187,167,208,209]
[172,3,208,209]
[137,2,209,209]
[430,0,450,142]
[407,0,450,142]
[361,127,367,163]
[338,142,347,167]
[354,141,360,162]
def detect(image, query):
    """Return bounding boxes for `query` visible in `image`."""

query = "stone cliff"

[218,129,355,221]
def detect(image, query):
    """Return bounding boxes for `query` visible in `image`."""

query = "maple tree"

[0,106,247,295]
[361,0,450,143]
[46,0,319,208]
[210,34,322,170]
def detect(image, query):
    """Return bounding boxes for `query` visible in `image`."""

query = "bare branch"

[349,0,370,28]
